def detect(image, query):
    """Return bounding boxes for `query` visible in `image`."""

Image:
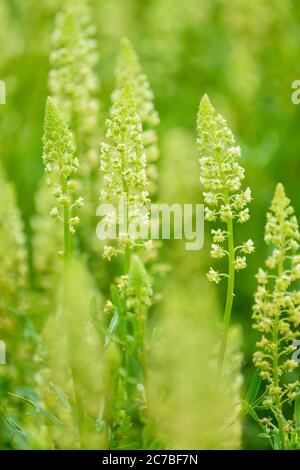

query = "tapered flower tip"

[197,94,215,125]
[272,182,290,210]
[118,37,140,76]
[120,36,134,54]
[274,182,285,199]
[45,96,61,125]
[43,96,75,160]
[44,97,68,139]
[45,96,56,115]
[117,82,135,103]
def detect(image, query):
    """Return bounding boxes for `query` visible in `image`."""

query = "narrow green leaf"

[104,311,120,348]
[241,400,263,428]
[50,384,72,410]
[110,284,122,313]
[245,368,262,405]
[8,392,64,427]
[294,394,300,437]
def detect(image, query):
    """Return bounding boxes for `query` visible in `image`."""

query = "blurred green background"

[1,0,300,449]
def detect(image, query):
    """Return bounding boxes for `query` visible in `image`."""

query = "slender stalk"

[273,312,286,449]
[123,245,131,387]
[63,180,72,261]
[219,216,235,368]
[272,223,287,449]
[62,180,85,448]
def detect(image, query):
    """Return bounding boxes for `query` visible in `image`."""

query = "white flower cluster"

[197,94,254,283]
[42,97,83,235]
[253,183,300,416]
[100,85,150,258]
[49,0,100,173]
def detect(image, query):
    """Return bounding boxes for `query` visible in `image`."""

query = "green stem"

[69,357,86,448]
[218,216,235,368]
[273,313,286,449]
[64,205,72,261]
[272,230,287,449]
[62,181,85,446]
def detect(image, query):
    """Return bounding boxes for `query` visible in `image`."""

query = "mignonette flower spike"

[197,94,254,366]
[252,183,300,448]
[100,84,150,259]
[113,37,160,194]
[42,97,83,256]
[49,0,100,173]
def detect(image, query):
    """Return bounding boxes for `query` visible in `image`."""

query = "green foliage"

[252,183,300,449]
[1,0,300,452]
[35,258,105,449]
[148,279,242,449]
[0,168,32,449]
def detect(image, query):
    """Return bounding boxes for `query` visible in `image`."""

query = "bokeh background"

[1,0,300,449]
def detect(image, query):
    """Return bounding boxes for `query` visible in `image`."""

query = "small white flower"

[237,208,250,223]
[220,205,233,221]
[205,207,217,222]
[234,256,247,271]
[103,245,114,260]
[50,207,59,218]
[207,267,222,284]
[210,244,226,259]
[241,239,255,254]
[204,192,218,206]
[74,197,84,208]
[256,268,268,285]
[211,229,226,244]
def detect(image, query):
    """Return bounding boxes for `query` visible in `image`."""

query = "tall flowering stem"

[42,97,83,262]
[197,95,254,368]
[33,0,100,297]
[252,183,300,449]
[42,97,86,445]
[100,84,153,447]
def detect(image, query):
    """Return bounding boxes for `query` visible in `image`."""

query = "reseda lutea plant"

[50,0,102,263]
[197,95,254,366]
[113,37,160,195]
[100,83,154,448]
[49,0,101,175]
[31,0,101,303]
[42,97,83,260]
[252,183,300,450]
[100,84,150,260]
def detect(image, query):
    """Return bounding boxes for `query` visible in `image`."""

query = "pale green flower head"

[197,94,254,281]
[49,0,100,172]
[197,94,250,217]
[113,37,160,193]
[253,183,300,427]
[100,84,150,256]
[114,37,159,129]
[42,97,83,235]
